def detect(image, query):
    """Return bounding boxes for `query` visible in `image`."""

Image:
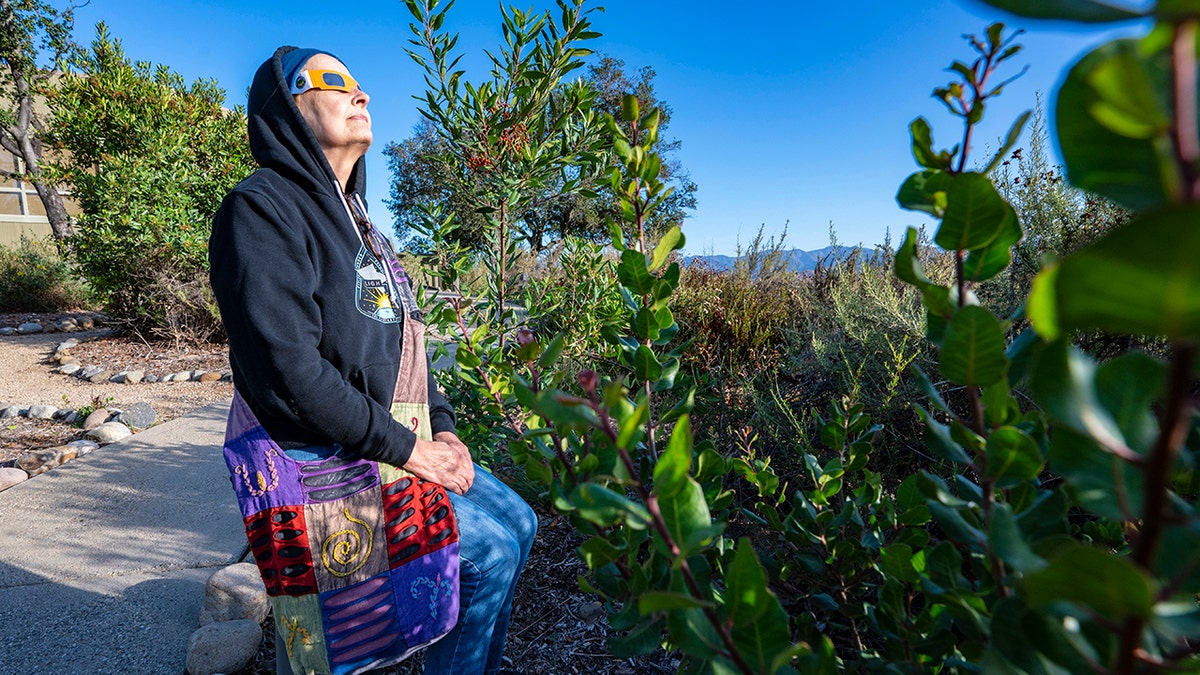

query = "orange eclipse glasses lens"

[290,69,361,95]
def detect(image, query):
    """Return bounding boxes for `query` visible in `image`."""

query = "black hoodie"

[209,46,454,466]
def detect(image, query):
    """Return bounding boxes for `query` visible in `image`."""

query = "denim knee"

[511,497,538,556]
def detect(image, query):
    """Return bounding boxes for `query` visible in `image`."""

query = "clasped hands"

[405,430,475,495]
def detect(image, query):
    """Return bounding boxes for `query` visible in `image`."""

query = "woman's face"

[293,53,372,160]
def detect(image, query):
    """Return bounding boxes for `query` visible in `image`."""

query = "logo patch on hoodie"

[354,248,402,324]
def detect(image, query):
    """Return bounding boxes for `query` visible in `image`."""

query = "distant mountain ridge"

[683,245,871,273]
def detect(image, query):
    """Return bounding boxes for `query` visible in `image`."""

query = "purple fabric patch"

[319,573,404,674]
[388,542,460,644]
[298,455,381,504]
[224,425,306,518]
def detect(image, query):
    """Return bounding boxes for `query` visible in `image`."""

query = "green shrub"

[44,24,254,343]
[524,237,623,365]
[0,236,90,312]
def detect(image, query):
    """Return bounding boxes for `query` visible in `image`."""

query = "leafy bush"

[523,237,624,365]
[43,24,254,343]
[673,229,814,456]
[0,236,90,312]
[411,1,1200,672]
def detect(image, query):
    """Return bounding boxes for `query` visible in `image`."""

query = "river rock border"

[0,401,158,492]
[48,338,232,385]
[0,313,100,336]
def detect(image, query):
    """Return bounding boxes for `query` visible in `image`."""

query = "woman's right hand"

[405,438,474,495]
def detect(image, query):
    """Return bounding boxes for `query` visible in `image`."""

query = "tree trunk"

[0,0,73,240]
[29,175,73,238]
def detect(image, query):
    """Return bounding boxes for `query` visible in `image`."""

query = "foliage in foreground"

[414,1,1200,672]
[44,24,254,342]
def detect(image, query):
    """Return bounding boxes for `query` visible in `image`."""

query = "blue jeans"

[424,465,537,674]
[274,458,537,675]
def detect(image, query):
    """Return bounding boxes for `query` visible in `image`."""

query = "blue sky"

[69,1,1146,255]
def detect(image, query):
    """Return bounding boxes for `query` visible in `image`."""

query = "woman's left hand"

[432,431,474,493]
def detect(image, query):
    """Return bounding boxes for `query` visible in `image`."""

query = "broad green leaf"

[989,503,1047,573]
[617,397,649,449]
[726,538,792,672]
[1096,353,1163,453]
[607,219,627,251]
[667,606,723,659]
[1086,47,1169,139]
[639,591,713,614]
[916,405,974,465]
[527,388,600,429]
[455,346,482,369]
[983,377,1019,428]
[985,426,1044,481]
[897,169,951,216]
[990,596,1095,674]
[537,332,566,370]
[1031,340,1129,455]
[1056,39,1174,211]
[909,117,947,170]
[895,228,953,320]
[880,544,921,583]
[936,172,1011,251]
[1154,523,1200,595]
[961,203,1021,282]
[940,305,1008,387]
[608,616,662,657]
[978,0,1145,22]
[655,479,719,558]
[1049,427,1143,520]
[1014,489,1071,541]
[633,345,663,382]
[617,249,654,295]
[660,388,695,425]
[653,416,692,498]
[634,307,661,341]
[895,226,933,289]
[1024,543,1158,618]
[571,483,650,529]
[1006,327,1045,385]
[579,536,624,569]
[928,501,985,547]
[650,225,683,271]
[620,93,639,122]
[1029,207,1200,340]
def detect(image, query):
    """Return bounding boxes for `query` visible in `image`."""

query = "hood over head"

[247,45,367,196]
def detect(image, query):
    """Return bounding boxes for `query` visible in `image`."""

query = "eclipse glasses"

[290,69,361,95]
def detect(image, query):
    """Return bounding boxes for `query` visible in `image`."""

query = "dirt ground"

[0,314,680,674]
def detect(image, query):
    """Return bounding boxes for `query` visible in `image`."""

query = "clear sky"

[67,1,1147,255]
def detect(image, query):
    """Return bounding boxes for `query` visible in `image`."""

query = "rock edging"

[0,400,157,491]
[48,338,232,385]
[0,313,100,336]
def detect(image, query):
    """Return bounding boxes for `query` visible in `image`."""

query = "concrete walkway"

[0,400,245,675]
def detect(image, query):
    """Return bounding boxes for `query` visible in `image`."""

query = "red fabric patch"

[244,506,319,596]
[381,476,458,567]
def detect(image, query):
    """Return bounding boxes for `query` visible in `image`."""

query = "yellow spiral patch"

[321,508,373,577]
